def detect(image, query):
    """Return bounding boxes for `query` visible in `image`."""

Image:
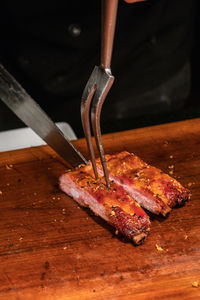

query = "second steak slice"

[84,151,190,216]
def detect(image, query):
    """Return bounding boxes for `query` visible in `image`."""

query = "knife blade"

[0,63,87,167]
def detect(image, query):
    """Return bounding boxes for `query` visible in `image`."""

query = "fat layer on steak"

[59,169,150,245]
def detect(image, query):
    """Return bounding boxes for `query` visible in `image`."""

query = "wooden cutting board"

[0,118,200,300]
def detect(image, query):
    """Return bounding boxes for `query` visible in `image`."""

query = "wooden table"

[0,118,200,299]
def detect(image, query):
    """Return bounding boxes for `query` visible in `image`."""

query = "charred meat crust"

[108,206,150,245]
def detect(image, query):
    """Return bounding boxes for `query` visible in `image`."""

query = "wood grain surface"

[0,118,200,300]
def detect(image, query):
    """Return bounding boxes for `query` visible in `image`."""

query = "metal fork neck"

[101,0,118,70]
[100,66,112,75]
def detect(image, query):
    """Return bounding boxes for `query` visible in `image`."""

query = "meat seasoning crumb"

[192,281,199,288]
[155,244,164,251]
[6,164,13,170]
[168,165,174,169]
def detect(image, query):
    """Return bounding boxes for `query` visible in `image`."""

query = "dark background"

[0,0,199,138]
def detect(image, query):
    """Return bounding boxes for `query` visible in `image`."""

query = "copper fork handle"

[101,0,119,70]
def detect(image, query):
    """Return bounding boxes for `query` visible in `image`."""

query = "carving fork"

[81,0,118,189]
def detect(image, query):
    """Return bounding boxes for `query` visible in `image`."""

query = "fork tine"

[81,68,98,180]
[91,68,114,189]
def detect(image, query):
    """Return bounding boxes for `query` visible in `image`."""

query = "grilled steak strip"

[92,151,190,216]
[59,168,150,245]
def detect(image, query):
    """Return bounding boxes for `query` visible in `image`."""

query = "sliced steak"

[94,151,190,216]
[59,168,150,245]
